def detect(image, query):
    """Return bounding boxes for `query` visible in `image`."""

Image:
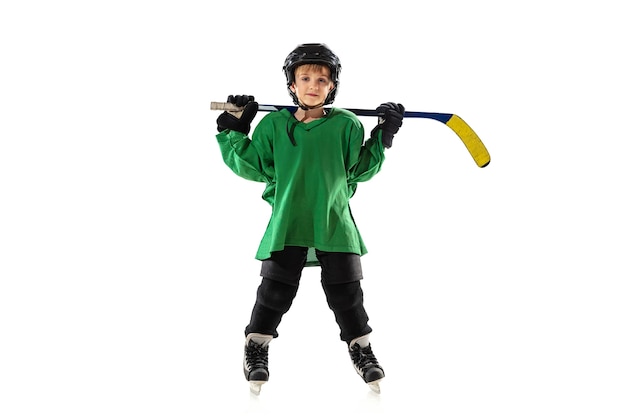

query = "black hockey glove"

[216,95,258,135]
[372,102,405,148]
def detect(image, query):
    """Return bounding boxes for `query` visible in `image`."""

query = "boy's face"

[289,64,334,109]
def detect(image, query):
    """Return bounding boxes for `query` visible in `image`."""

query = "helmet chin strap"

[297,100,325,111]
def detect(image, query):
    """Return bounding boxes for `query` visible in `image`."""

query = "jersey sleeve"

[346,120,386,184]
[215,124,274,183]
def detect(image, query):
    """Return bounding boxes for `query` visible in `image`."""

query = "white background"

[1,1,625,416]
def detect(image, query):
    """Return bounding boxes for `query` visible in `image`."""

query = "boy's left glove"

[372,102,405,148]
[217,95,258,135]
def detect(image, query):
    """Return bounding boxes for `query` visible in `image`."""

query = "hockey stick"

[211,102,490,168]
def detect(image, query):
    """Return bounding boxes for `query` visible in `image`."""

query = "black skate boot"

[243,333,272,395]
[349,334,385,393]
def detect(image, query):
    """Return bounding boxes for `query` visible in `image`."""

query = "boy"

[215,43,404,393]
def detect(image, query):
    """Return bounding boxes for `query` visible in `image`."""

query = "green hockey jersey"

[216,107,386,265]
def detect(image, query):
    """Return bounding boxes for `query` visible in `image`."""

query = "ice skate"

[349,334,385,393]
[243,333,272,395]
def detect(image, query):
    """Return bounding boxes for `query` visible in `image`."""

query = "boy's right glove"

[217,95,258,135]
[372,102,405,148]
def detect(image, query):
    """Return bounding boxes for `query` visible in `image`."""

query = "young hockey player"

[214,43,404,394]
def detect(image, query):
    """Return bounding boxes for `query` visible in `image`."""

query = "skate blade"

[367,381,381,394]
[249,381,266,395]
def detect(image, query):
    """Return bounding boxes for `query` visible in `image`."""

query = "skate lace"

[350,344,380,372]
[245,341,269,370]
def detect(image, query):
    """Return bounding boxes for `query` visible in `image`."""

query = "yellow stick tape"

[446,115,491,167]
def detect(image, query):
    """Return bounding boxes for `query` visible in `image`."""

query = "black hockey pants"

[244,246,373,342]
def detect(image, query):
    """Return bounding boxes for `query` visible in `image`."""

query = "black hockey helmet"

[283,43,341,106]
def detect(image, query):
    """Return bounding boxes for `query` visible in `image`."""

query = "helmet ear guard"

[283,43,341,107]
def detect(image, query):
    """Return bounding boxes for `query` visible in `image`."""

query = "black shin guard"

[245,277,299,338]
[322,280,372,342]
